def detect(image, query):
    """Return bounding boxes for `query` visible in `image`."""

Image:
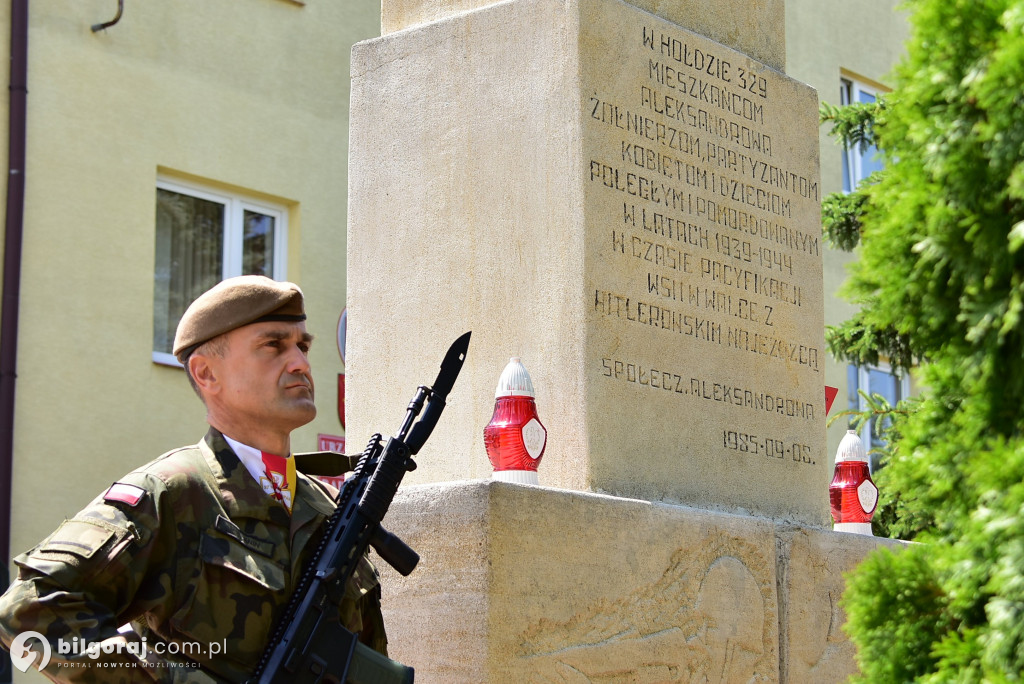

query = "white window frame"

[153,177,289,366]
[840,76,885,193]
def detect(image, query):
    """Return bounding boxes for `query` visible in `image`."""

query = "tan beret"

[173,275,305,360]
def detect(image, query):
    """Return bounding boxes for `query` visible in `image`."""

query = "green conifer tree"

[822,0,1024,679]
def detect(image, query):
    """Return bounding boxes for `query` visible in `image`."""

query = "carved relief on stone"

[517,535,778,683]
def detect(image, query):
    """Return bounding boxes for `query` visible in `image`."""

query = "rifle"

[251,332,471,684]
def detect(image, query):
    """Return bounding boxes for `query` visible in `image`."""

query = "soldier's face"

[212,321,318,434]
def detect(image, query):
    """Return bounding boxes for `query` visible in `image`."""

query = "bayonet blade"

[429,331,471,399]
[403,331,471,454]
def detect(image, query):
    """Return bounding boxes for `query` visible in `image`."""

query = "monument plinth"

[348,0,826,525]
[376,481,901,683]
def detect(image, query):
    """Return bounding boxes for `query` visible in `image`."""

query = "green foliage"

[821,190,866,251]
[842,544,955,682]
[826,311,916,373]
[821,0,1024,680]
[820,100,886,152]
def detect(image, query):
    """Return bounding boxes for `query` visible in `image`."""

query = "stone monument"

[346,0,897,681]
[348,0,826,525]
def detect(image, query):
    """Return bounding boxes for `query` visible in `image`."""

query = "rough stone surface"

[381,0,786,71]
[375,483,492,681]
[381,481,780,682]
[776,526,903,683]
[348,0,826,525]
[378,481,895,683]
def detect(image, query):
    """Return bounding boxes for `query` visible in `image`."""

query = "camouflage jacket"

[0,429,386,683]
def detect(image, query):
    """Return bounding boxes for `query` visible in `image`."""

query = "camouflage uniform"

[0,429,386,683]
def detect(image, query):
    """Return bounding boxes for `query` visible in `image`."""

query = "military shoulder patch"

[104,482,147,507]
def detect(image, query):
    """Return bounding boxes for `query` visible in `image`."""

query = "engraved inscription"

[598,356,818,421]
[722,430,816,465]
[583,3,822,489]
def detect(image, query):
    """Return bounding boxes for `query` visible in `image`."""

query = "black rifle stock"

[251,332,471,684]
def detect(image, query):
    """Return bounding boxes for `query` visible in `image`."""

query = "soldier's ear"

[189,353,220,396]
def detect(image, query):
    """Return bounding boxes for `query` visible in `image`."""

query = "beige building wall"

[784,0,910,456]
[1,0,380,605]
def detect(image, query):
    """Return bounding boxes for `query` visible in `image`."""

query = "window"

[840,76,885,193]
[847,363,910,472]
[153,178,288,365]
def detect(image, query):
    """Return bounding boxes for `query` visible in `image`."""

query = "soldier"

[0,276,386,682]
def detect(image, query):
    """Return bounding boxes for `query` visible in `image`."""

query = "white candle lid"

[835,429,867,463]
[495,357,535,398]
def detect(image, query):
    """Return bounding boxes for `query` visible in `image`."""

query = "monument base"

[377,480,901,683]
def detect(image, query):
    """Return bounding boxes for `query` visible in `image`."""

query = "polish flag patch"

[104,482,146,507]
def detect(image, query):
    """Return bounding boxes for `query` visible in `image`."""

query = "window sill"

[153,351,183,368]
